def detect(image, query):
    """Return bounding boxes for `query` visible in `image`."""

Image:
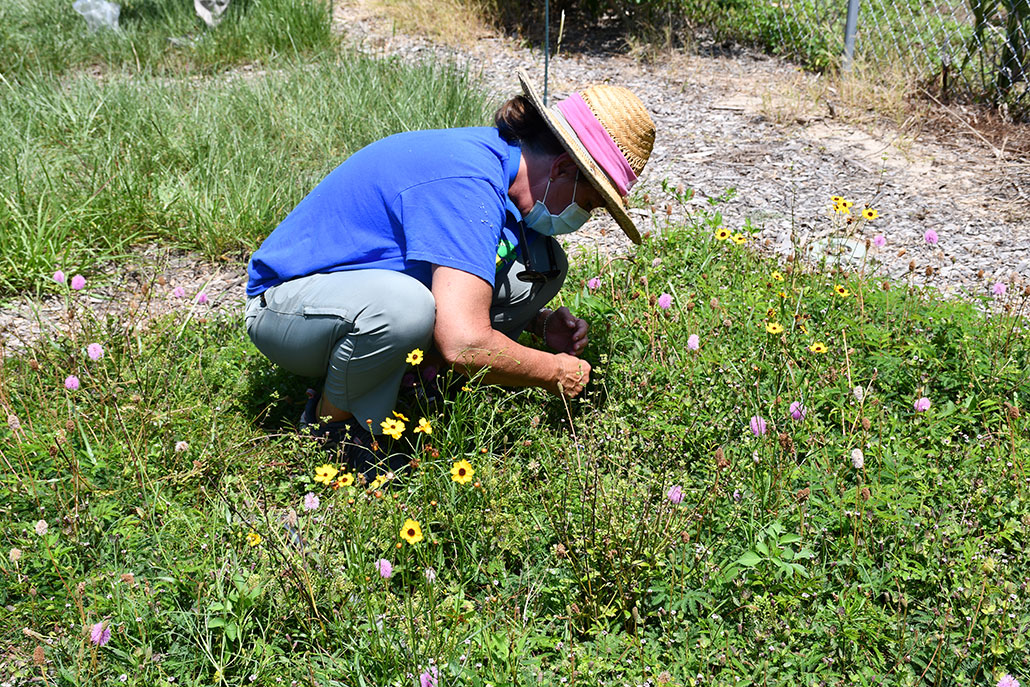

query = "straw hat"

[517,70,655,244]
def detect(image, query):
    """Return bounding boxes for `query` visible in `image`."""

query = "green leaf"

[737,551,762,567]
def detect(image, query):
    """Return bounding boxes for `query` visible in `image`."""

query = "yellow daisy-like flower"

[862,207,878,220]
[808,342,828,354]
[314,463,339,485]
[834,284,850,297]
[833,199,854,215]
[450,459,475,484]
[334,473,355,489]
[765,322,784,335]
[400,518,424,545]
[413,417,432,435]
[370,474,387,490]
[715,228,732,241]
[381,417,405,440]
[246,532,261,547]
[771,271,784,282]
[778,291,788,299]
[405,348,424,365]
[731,233,748,245]
[392,411,409,422]
[799,323,808,334]
[830,195,845,205]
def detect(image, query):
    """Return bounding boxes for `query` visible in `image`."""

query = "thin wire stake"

[543,0,549,105]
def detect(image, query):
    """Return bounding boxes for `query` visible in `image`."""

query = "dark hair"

[494,95,564,156]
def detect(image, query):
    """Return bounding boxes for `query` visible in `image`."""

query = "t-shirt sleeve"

[397,176,505,286]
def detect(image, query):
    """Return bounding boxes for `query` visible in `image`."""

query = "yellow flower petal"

[450,459,475,484]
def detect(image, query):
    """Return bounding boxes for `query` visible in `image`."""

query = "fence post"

[543,0,550,105]
[842,0,861,71]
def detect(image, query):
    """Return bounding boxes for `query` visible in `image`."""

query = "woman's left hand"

[544,306,589,356]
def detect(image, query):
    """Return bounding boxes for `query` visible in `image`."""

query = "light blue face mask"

[524,173,591,237]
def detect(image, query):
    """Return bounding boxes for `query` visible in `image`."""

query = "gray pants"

[245,236,568,430]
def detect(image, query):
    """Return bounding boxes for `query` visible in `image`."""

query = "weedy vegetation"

[1,2,1028,686]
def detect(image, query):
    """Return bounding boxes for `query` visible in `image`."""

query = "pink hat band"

[555,93,637,197]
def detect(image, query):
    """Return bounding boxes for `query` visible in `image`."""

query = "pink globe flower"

[586,277,601,291]
[789,401,806,421]
[174,441,189,453]
[87,343,104,361]
[420,666,439,687]
[196,292,209,304]
[914,397,931,413]
[172,286,186,299]
[872,234,886,248]
[303,492,320,511]
[749,415,767,436]
[375,558,393,579]
[992,282,1007,297]
[851,448,865,469]
[53,270,66,284]
[923,229,938,245]
[64,375,80,391]
[657,293,673,310]
[687,334,700,351]
[667,485,684,504]
[70,274,86,290]
[89,621,111,647]
[997,675,1020,687]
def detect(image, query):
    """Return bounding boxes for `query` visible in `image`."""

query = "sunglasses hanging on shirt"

[516,221,561,284]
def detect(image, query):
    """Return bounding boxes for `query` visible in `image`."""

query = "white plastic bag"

[194,0,230,27]
[72,0,120,32]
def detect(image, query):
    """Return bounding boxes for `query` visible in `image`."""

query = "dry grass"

[370,0,495,46]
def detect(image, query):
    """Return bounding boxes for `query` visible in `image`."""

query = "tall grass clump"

[0,0,333,81]
[2,187,1028,684]
[0,54,490,295]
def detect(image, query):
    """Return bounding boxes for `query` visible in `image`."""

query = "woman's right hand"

[555,353,591,398]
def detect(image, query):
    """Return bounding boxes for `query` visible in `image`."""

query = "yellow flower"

[799,323,808,334]
[392,411,409,422]
[830,195,845,205]
[413,417,432,435]
[771,271,784,282]
[450,459,475,484]
[778,291,788,299]
[715,228,731,241]
[808,342,828,354]
[400,518,424,545]
[405,348,424,365]
[731,233,748,245]
[334,473,354,489]
[833,199,854,215]
[370,474,387,490]
[314,464,339,485]
[765,322,784,335]
[862,207,878,220]
[246,532,261,547]
[834,284,850,297]
[381,417,405,440]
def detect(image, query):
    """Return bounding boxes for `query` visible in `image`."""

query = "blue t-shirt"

[246,127,524,297]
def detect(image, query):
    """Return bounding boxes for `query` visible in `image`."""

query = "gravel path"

[2,3,1028,354]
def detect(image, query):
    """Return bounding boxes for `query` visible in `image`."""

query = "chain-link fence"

[670,0,1029,114]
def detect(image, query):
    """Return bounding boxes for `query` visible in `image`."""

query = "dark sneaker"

[298,388,410,481]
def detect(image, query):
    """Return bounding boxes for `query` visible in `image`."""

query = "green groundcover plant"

[1,189,1028,686]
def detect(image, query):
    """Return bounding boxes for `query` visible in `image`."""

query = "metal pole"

[842,0,861,71]
[544,0,550,105]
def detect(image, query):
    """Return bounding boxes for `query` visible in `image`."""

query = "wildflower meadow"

[2,1,1029,685]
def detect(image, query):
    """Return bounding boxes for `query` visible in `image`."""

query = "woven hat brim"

[518,71,641,245]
